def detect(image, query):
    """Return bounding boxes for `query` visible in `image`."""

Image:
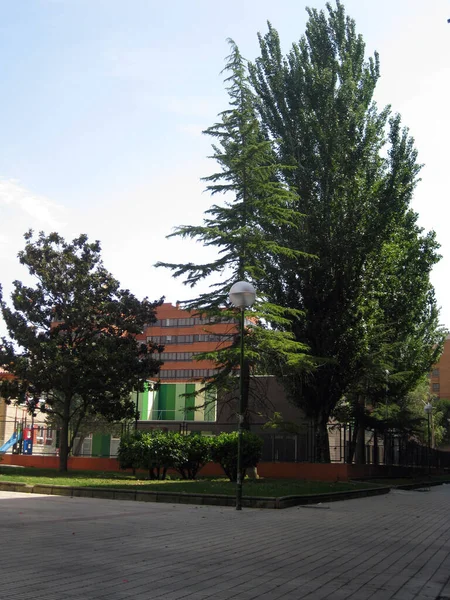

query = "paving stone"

[1,486,450,599]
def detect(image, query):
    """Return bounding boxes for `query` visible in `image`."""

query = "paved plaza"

[1,485,450,600]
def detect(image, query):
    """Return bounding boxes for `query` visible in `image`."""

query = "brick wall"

[430,334,450,400]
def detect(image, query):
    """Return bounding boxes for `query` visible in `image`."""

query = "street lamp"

[424,402,433,476]
[384,369,389,466]
[229,280,256,511]
[385,370,389,420]
[134,385,139,432]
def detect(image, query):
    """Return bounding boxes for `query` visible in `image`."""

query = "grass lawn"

[0,466,385,497]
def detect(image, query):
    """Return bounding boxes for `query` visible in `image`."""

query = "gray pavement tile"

[1,486,450,600]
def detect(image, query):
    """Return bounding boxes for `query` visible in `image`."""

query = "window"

[36,427,44,445]
[144,320,163,327]
[432,383,440,392]
[176,335,193,344]
[149,333,229,345]
[159,368,219,379]
[159,352,194,361]
[432,368,440,377]
[45,428,54,446]
[194,334,230,343]
[110,437,120,457]
[178,318,195,327]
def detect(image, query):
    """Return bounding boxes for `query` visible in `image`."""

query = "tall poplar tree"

[249,2,444,459]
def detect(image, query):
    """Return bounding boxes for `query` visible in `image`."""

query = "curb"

[395,481,446,491]
[0,480,391,509]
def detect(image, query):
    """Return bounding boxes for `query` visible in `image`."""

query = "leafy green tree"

[156,40,312,422]
[248,2,444,460]
[434,399,450,446]
[0,231,162,472]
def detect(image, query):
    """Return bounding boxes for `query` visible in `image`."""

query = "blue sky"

[1,0,449,332]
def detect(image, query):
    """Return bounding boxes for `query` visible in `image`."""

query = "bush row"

[117,430,263,481]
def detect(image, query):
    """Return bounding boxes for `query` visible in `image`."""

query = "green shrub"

[172,434,211,480]
[210,431,263,482]
[117,432,145,472]
[139,430,180,480]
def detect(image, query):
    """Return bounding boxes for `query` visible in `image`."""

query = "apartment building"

[141,302,236,383]
[132,302,306,434]
[429,334,450,400]
[133,302,237,429]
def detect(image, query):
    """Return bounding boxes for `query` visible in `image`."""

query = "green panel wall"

[92,434,111,457]
[148,388,157,420]
[140,382,149,421]
[158,384,176,420]
[174,384,186,420]
[184,384,196,421]
[150,383,217,423]
[204,388,216,422]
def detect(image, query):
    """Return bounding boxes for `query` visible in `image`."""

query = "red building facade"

[140,302,237,383]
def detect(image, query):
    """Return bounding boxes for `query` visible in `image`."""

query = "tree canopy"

[160,3,445,460]
[247,1,445,459]
[0,230,163,471]
[156,40,312,422]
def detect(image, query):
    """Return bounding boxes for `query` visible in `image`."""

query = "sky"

[0,0,449,336]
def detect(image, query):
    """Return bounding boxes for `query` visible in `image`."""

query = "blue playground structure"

[0,430,22,454]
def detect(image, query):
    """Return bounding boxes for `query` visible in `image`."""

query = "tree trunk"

[315,415,330,462]
[73,435,85,456]
[355,422,366,465]
[373,430,379,465]
[347,424,358,464]
[354,395,366,465]
[59,395,71,472]
[59,420,70,472]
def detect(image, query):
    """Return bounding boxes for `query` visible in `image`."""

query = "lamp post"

[229,281,256,511]
[384,369,389,465]
[385,370,389,420]
[134,385,139,432]
[424,402,432,476]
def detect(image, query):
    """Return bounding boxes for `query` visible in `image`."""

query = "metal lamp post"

[384,369,390,465]
[134,385,139,432]
[424,402,432,476]
[229,281,256,511]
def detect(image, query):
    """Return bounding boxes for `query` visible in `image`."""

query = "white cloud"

[0,178,67,229]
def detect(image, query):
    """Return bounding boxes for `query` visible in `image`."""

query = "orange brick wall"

[430,335,450,400]
[141,302,236,383]
[0,454,419,481]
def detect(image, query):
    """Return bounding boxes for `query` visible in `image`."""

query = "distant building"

[429,334,450,400]
[1,304,308,460]
[131,302,306,435]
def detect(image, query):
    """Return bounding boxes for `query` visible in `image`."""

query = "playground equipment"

[0,429,23,454]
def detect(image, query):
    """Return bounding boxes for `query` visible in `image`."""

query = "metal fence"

[2,419,450,468]
[0,420,59,456]
[260,425,450,469]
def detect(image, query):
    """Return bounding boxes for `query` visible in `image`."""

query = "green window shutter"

[92,434,111,457]
[185,383,196,421]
